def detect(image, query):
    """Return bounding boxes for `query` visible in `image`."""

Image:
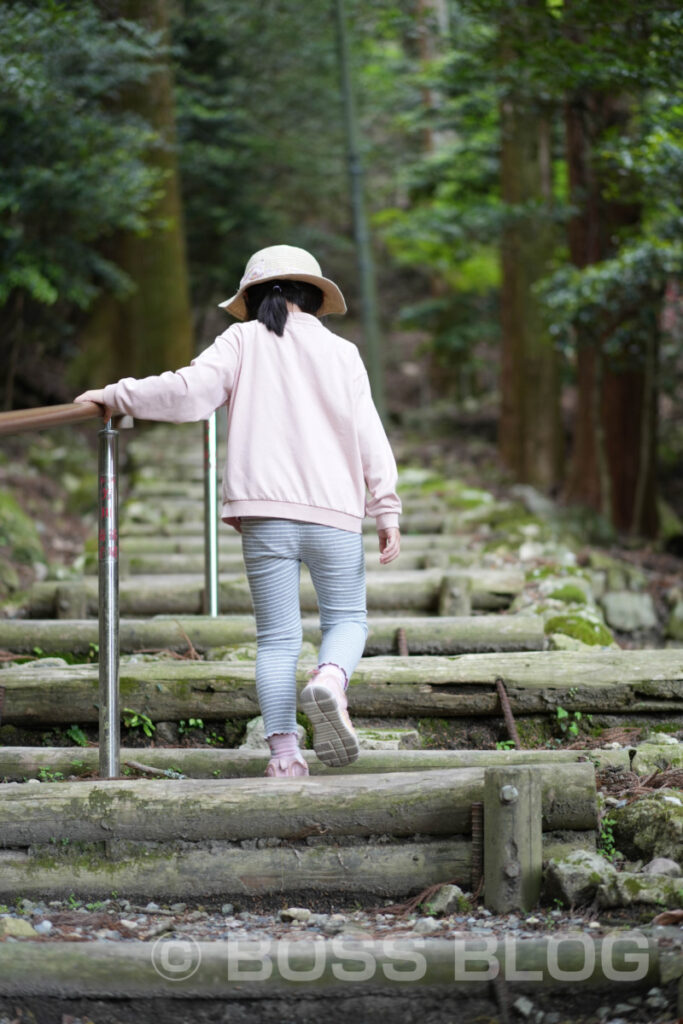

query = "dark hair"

[244,279,323,337]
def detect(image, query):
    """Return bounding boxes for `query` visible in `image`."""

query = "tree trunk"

[79,0,193,383]
[498,13,562,491]
[562,92,659,536]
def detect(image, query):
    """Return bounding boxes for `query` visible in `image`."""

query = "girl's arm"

[75,332,239,423]
[353,359,402,562]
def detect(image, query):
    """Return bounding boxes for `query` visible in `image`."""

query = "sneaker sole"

[300,683,359,767]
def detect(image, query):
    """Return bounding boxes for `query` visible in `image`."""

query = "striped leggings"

[240,518,368,738]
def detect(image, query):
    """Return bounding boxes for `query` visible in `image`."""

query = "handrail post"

[98,419,120,778]
[203,412,219,616]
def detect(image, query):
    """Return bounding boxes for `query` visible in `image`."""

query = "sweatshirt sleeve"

[101,330,240,422]
[353,359,402,530]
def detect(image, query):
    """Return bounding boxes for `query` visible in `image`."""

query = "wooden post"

[55,583,87,620]
[438,573,472,616]
[484,765,542,913]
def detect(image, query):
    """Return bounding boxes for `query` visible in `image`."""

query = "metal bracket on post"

[203,412,219,616]
[98,419,120,779]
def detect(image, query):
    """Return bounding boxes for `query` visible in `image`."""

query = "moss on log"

[0,651,680,725]
[0,764,597,846]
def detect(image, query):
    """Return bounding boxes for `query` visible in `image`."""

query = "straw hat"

[219,245,347,320]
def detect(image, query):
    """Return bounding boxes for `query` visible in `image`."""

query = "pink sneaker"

[264,752,309,778]
[299,666,359,768]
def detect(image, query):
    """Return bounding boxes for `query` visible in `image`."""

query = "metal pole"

[334,0,386,422]
[98,419,120,779]
[203,413,219,616]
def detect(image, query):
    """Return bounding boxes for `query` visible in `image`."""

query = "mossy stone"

[547,584,588,605]
[544,614,614,647]
[611,790,683,861]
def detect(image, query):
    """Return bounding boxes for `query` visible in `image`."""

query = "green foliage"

[37,767,64,783]
[598,815,619,862]
[0,1,165,342]
[65,725,89,748]
[122,708,155,738]
[178,717,204,736]
[555,706,591,739]
[0,489,45,565]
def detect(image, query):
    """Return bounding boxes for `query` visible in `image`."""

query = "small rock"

[544,850,617,906]
[170,902,187,913]
[645,987,668,1009]
[601,591,657,632]
[643,732,680,745]
[280,907,311,923]
[642,857,681,877]
[154,721,179,744]
[588,920,602,930]
[0,917,38,938]
[423,884,468,916]
[512,995,534,1018]
[666,600,683,641]
[322,913,347,935]
[26,778,41,785]
[34,920,53,935]
[220,903,233,916]
[413,916,440,934]
[144,902,160,913]
[94,928,121,941]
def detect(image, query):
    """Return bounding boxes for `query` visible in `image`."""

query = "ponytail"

[244,279,323,336]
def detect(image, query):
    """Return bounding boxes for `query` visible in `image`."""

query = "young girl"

[75,244,401,777]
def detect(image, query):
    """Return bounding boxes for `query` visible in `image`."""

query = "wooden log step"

[118,511,465,536]
[0,744,649,782]
[25,569,524,618]
[111,549,471,575]
[0,764,597,846]
[1,651,680,725]
[0,614,546,657]
[0,931,665,999]
[0,834,590,903]
[117,533,471,554]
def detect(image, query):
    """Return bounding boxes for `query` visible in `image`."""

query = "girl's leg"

[240,519,306,770]
[299,525,367,766]
[302,524,368,682]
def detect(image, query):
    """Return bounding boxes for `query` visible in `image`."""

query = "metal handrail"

[1,402,121,778]
[0,400,102,435]
[0,401,221,778]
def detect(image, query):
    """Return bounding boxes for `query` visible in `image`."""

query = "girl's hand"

[378,527,400,565]
[74,389,113,422]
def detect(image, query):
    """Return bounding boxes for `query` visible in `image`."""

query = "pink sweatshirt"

[103,312,401,533]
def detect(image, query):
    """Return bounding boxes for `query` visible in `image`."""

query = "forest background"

[0,0,681,542]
